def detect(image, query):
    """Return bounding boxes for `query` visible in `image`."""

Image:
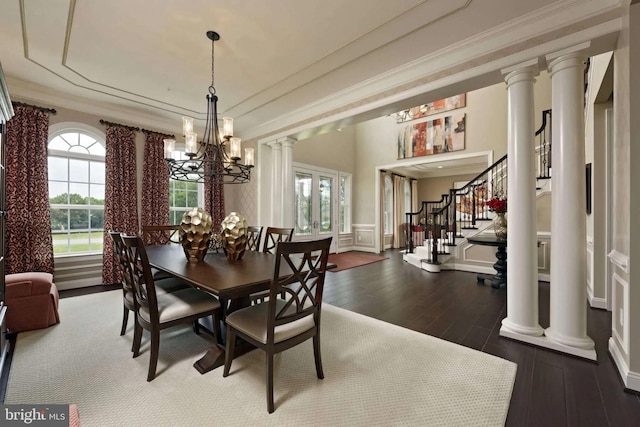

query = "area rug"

[5,291,516,426]
[327,251,388,271]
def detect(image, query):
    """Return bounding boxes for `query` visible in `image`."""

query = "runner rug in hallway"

[6,290,516,426]
[327,251,388,271]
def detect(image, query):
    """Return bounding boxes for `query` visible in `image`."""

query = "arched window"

[383,175,393,234]
[48,125,105,255]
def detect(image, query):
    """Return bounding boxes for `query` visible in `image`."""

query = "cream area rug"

[5,291,516,426]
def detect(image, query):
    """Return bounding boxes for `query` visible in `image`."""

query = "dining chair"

[252,227,294,303]
[223,237,332,413]
[262,227,294,254]
[246,225,263,251]
[121,234,223,381]
[141,224,181,246]
[141,225,181,280]
[109,232,188,340]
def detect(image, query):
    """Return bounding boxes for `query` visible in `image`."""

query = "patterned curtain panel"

[141,131,169,243]
[102,125,139,284]
[5,105,54,274]
[204,145,225,234]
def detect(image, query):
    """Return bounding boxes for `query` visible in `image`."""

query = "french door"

[293,165,337,253]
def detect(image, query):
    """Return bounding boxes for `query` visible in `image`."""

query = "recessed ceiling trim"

[19,0,204,119]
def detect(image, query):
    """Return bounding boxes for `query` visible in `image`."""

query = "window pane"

[49,182,68,203]
[69,183,89,202]
[90,209,104,229]
[319,176,332,233]
[187,191,198,207]
[69,159,89,182]
[49,136,70,151]
[295,173,312,235]
[90,161,105,184]
[48,157,68,181]
[50,208,68,232]
[90,184,105,204]
[69,209,89,230]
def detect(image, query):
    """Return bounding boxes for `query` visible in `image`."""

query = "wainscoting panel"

[611,272,629,355]
[338,234,354,253]
[352,224,377,253]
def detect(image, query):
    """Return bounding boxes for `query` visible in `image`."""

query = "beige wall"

[293,126,356,173]
[417,173,478,202]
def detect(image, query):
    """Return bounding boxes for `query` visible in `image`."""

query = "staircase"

[403,110,552,272]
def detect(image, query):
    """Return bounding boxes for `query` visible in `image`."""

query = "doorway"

[293,164,338,253]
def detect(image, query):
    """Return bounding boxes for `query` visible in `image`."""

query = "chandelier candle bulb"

[163,138,175,160]
[182,116,194,136]
[245,148,254,166]
[223,117,234,138]
[185,132,198,155]
[230,137,241,160]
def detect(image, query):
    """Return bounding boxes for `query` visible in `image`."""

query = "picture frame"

[397,113,465,160]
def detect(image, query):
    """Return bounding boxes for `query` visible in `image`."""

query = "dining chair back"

[109,231,136,337]
[223,237,332,413]
[262,227,294,254]
[246,226,263,251]
[121,235,222,381]
[141,224,180,246]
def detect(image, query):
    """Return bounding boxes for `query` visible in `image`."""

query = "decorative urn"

[221,212,248,262]
[179,207,213,262]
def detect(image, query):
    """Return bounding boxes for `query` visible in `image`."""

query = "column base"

[500,327,597,361]
[544,327,595,350]
[501,318,544,336]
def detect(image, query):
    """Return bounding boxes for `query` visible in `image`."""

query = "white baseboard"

[351,246,379,254]
[609,338,640,392]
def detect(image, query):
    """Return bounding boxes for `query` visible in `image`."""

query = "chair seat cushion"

[226,299,315,344]
[139,288,220,324]
[155,277,189,293]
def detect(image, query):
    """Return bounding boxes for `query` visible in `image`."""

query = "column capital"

[546,42,590,75]
[277,137,297,148]
[266,140,282,150]
[501,58,539,82]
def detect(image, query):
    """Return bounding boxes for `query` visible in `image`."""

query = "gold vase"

[221,212,248,262]
[179,207,213,262]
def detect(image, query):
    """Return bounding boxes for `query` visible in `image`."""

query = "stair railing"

[404,109,551,265]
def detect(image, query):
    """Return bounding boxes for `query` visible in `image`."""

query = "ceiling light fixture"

[163,31,254,184]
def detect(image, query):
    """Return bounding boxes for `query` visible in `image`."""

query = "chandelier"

[163,31,254,184]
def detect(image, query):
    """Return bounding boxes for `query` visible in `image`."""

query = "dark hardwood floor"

[4,249,640,426]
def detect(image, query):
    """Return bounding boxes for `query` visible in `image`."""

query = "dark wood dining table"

[145,244,286,374]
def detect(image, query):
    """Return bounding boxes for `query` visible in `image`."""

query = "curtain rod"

[381,170,411,179]
[141,128,175,139]
[12,101,56,114]
[100,119,140,132]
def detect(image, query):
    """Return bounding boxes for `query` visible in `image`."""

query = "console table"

[466,235,506,289]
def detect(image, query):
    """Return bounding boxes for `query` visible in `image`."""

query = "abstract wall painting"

[394,93,466,124]
[397,113,465,159]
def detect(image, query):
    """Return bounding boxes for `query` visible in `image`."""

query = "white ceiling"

[0,0,621,147]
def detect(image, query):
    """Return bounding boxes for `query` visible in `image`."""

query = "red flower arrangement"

[485,197,507,213]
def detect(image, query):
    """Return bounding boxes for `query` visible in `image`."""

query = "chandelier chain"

[209,36,216,96]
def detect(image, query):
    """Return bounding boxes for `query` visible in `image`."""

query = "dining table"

[145,244,288,374]
[145,244,336,374]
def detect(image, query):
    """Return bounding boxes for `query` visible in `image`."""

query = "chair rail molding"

[607,249,629,274]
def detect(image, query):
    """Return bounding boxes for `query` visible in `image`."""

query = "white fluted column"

[545,48,595,359]
[280,137,297,229]
[500,60,544,339]
[268,140,283,226]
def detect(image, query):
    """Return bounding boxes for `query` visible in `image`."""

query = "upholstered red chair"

[5,272,60,333]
